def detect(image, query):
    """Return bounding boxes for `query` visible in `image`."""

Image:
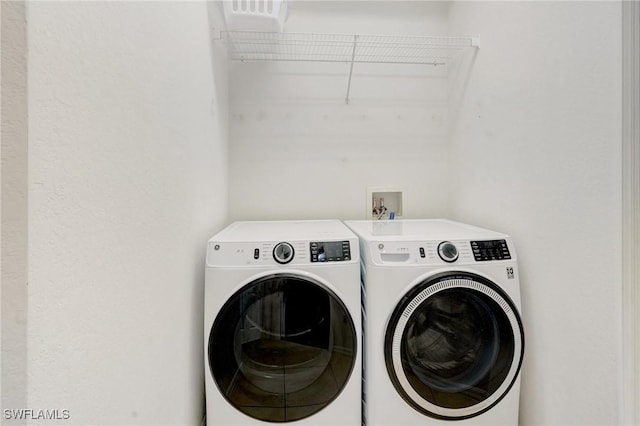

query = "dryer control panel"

[206,239,358,267]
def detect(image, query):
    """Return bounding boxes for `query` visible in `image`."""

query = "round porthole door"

[209,273,357,422]
[385,272,524,420]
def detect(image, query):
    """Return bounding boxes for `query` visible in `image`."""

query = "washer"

[345,219,524,426]
[205,220,361,425]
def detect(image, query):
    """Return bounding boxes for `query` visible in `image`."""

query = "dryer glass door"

[209,273,357,422]
[385,272,524,420]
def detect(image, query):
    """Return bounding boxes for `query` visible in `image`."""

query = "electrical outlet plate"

[367,187,405,220]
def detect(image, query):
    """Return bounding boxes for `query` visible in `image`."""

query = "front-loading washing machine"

[345,219,524,426]
[204,220,361,425]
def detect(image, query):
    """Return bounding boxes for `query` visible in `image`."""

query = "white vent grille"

[222,0,288,33]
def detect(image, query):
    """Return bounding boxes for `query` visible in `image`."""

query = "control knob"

[273,242,295,264]
[437,241,459,263]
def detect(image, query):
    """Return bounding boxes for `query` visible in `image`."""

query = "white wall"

[27,2,228,424]
[228,1,453,221]
[448,2,622,425]
[1,0,29,414]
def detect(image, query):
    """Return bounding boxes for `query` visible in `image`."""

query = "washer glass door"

[385,273,524,420]
[209,273,357,422]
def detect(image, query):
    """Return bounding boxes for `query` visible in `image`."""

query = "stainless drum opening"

[404,289,500,394]
[385,272,524,420]
[209,273,357,422]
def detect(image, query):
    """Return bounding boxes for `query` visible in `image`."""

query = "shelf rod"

[345,35,359,105]
[229,56,447,65]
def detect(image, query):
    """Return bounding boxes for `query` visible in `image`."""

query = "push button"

[253,248,260,260]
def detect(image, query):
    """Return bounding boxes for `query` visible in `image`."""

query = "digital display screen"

[470,239,511,261]
[310,241,350,262]
[474,240,503,249]
[318,242,343,260]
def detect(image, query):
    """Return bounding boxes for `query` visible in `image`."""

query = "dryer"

[345,219,524,426]
[204,220,361,425]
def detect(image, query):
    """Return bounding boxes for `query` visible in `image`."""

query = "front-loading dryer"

[345,219,524,426]
[205,220,361,425]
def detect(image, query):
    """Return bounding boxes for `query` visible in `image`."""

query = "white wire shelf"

[222,31,477,64]
[219,31,479,103]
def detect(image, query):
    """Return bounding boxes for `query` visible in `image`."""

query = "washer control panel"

[367,238,514,266]
[471,239,512,261]
[310,241,351,263]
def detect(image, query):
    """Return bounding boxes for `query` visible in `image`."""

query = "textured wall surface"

[27,2,228,424]
[228,1,454,221]
[448,2,622,425]
[1,0,29,416]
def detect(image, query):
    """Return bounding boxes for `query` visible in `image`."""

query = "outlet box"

[367,187,405,220]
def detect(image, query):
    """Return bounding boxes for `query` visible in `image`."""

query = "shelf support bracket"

[345,35,359,105]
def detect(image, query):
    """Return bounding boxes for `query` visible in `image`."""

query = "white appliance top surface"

[210,220,356,242]
[344,219,508,241]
